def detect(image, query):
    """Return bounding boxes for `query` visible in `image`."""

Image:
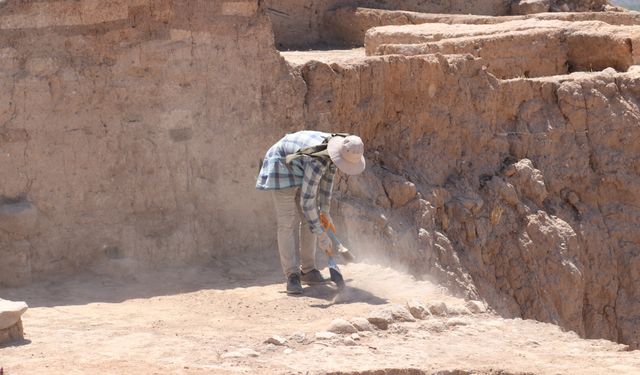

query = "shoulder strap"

[285,133,350,167]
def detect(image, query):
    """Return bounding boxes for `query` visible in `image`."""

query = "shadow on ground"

[302,283,388,308]
[0,253,388,308]
[0,339,31,349]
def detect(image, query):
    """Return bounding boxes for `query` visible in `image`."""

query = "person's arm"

[299,157,329,235]
[318,164,336,214]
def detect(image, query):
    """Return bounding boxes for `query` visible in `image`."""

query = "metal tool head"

[329,267,346,290]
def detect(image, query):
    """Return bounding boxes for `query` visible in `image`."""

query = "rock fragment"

[511,0,550,15]
[389,304,416,322]
[0,299,27,344]
[350,317,375,332]
[367,309,394,330]
[465,300,487,314]
[264,335,287,346]
[508,159,548,205]
[289,332,306,343]
[342,337,357,346]
[0,319,24,344]
[328,318,358,334]
[447,305,471,315]
[383,174,417,207]
[426,301,448,317]
[0,299,28,330]
[407,300,430,320]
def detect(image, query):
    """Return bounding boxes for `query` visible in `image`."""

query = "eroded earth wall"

[0,0,303,285]
[296,55,640,349]
[264,0,609,48]
[264,0,515,49]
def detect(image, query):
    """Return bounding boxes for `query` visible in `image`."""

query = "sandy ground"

[280,48,367,67]
[1,256,639,375]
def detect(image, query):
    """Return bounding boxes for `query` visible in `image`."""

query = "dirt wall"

[264,0,610,49]
[0,0,304,286]
[295,54,640,348]
[264,0,513,49]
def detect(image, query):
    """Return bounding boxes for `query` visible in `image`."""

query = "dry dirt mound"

[1,261,638,374]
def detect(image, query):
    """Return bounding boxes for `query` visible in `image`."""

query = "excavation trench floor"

[281,48,366,67]
[1,261,638,374]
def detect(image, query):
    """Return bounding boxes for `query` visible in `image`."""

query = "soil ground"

[280,48,366,67]
[1,254,639,375]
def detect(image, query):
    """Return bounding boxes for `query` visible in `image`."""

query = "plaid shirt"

[257,131,336,234]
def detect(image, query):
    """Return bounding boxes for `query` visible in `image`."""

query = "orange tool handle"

[319,212,336,234]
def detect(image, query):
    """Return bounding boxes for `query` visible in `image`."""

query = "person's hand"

[318,232,333,255]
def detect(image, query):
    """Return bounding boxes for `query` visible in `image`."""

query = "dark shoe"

[286,273,303,295]
[300,269,328,285]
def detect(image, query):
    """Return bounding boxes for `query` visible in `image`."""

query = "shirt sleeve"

[299,157,328,235]
[318,164,336,214]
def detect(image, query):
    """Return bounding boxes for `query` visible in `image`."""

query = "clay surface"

[2,262,639,374]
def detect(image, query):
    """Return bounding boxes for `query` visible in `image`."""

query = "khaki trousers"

[272,187,317,277]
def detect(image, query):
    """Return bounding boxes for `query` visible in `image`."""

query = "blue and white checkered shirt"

[256,131,337,234]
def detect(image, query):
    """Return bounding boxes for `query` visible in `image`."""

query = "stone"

[328,318,358,334]
[341,337,357,346]
[509,159,548,205]
[447,305,471,316]
[465,300,487,314]
[407,300,430,320]
[383,174,418,208]
[283,348,293,355]
[367,309,394,330]
[289,332,307,343]
[426,302,449,317]
[389,324,409,335]
[264,335,287,346]
[389,304,416,322]
[511,0,550,15]
[489,177,519,206]
[315,331,337,340]
[350,317,375,332]
[0,299,28,330]
[0,319,24,344]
